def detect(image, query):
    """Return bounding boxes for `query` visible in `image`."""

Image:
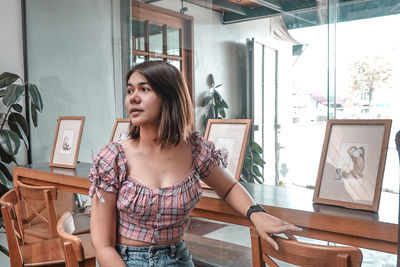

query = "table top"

[18,162,399,226]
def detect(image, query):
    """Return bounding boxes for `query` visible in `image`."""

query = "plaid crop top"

[88,131,227,243]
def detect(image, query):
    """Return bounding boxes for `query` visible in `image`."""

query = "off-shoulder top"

[88,131,227,243]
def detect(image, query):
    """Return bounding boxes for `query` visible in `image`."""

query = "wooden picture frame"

[50,116,85,169]
[204,119,251,182]
[313,119,392,211]
[110,118,130,142]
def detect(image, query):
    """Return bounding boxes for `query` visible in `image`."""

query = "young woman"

[89,61,301,267]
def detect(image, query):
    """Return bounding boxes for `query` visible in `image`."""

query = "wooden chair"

[250,226,362,267]
[0,189,65,267]
[57,211,95,267]
[15,181,58,243]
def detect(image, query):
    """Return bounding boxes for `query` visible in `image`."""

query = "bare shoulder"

[120,138,137,154]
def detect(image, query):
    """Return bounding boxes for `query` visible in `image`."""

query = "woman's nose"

[130,92,141,103]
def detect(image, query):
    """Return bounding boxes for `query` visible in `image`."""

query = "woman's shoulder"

[94,141,126,164]
[189,130,214,151]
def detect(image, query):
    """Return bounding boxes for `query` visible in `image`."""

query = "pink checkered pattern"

[89,131,227,243]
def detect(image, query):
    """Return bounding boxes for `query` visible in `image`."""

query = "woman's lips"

[130,108,143,115]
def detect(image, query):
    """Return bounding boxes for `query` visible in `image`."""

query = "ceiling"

[143,0,400,28]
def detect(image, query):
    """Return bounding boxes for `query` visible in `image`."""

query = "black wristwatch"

[246,204,266,221]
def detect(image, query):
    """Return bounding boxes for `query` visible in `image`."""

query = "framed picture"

[313,119,392,211]
[204,119,251,182]
[110,118,130,142]
[50,116,85,169]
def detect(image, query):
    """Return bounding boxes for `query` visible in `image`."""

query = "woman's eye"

[142,87,150,92]
[127,89,133,94]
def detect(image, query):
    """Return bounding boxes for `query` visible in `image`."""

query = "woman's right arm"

[90,188,125,267]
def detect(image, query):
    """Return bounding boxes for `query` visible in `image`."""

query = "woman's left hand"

[250,211,302,250]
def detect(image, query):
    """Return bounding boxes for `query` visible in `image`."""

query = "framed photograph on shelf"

[50,116,85,169]
[313,119,392,211]
[110,118,130,142]
[204,119,251,183]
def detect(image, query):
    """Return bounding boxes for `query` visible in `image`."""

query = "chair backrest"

[15,181,58,241]
[0,190,24,266]
[250,226,362,267]
[57,211,85,266]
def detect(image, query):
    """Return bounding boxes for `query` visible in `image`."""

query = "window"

[124,1,193,98]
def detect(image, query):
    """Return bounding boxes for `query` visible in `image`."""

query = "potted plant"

[200,73,265,183]
[200,74,229,129]
[0,72,43,195]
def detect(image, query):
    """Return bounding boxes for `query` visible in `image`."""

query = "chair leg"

[250,227,264,267]
[63,242,79,267]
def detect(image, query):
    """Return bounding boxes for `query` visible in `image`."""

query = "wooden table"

[14,162,398,254]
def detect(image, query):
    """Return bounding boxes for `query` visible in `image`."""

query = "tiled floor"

[0,221,397,266]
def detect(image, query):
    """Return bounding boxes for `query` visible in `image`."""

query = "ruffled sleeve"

[88,142,127,203]
[191,131,228,179]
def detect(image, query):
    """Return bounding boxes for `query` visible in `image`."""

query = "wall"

[25,0,120,163]
[0,0,27,164]
[151,2,272,131]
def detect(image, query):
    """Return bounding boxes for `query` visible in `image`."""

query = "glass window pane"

[132,20,145,51]
[167,60,181,71]
[132,56,145,67]
[149,23,163,54]
[167,27,181,56]
[149,57,163,62]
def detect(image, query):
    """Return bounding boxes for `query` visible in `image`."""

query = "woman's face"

[125,71,162,127]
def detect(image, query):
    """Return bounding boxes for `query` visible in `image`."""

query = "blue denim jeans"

[116,240,194,267]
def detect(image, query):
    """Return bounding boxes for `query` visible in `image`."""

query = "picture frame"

[50,116,85,169]
[204,119,251,182]
[110,118,130,142]
[313,119,392,211]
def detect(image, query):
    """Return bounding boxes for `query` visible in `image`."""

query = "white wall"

[0,0,27,165]
[25,0,119,163]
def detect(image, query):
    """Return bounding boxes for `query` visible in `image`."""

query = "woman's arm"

[202,166,302,250]
[90,189,125,266]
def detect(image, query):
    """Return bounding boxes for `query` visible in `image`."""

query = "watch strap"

[246,204,266,220]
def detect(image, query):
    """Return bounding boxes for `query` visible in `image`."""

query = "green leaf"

[0,129,21,155]
[253,175,263,184]
[243,159,251,170]
[8,113,29,149]
[0,146,16,164]
[207,105,216,120]
[0,72,20,88]
[31,102,38,127]
[220,98,229,109]
[214,84,222,89]
[0,129,13,156]
[213,90,222,105]
[0,244,9,257]
[0,169,13,189]
[252,165,262,177]
[201,96,212,107]
[0,162,12,181]
[253,155,265,166]
[15,121,29,149]
[250,142,263,154]
[2,84,25,107]
[8,112,29,137]
[219,108,226,118]
[11,103,23,113]
[28,83,43,112]
[0,89,6,97]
